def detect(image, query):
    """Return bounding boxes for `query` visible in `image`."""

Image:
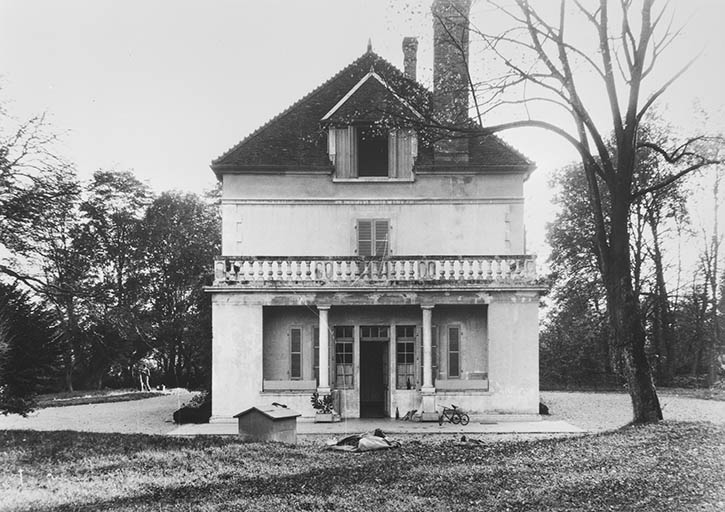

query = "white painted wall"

[220,171,527,257]
[222,201,523,256]
[210,297,263,422]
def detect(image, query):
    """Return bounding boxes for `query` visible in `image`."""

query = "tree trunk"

[601,192,662,423]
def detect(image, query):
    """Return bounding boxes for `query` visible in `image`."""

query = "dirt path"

[0,389,196,435]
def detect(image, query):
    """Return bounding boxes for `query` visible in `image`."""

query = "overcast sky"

[1,0,723,256]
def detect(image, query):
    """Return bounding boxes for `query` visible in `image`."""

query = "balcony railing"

[213,255,537,287]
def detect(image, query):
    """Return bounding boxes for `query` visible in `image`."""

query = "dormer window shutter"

[388,129,416,179]
[329,127,356,178]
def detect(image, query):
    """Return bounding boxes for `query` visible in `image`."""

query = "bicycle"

[438,404,470,426]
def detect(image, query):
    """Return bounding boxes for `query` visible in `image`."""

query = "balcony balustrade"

[213,255,537,288]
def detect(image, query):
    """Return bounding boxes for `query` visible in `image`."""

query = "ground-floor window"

[290,327,302,379]
[396,325,416,389]
[313,326,320,385]
[448,326,461,378]
[335,325,354,388]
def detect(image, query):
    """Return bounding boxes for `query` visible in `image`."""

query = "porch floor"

[168,417,584,436]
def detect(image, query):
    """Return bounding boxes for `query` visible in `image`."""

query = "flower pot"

[314,412,341,423]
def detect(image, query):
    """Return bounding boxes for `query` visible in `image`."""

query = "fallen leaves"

[0,422,723,511]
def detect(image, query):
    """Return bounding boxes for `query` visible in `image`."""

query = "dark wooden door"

[360,341,386,417]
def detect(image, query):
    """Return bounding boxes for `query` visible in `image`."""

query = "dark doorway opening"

[360,340,388,418]
[357,125,389,177]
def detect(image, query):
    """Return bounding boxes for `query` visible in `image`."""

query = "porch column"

[421,305,434,391]
[420,305,437,419]
[317,305,331,393]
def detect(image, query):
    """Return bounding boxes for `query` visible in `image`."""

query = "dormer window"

[357,125,388,177]
[322,70,422,181]
[328,126,417,180]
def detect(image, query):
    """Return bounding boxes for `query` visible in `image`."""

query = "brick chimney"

[432,0,472,163]
[402,37,418,81]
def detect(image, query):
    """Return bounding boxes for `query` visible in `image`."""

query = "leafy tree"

[0,283,63,415]
[76,170,152,388]
[136,191,219,388]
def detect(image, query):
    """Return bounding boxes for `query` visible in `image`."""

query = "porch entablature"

[213,254,537,288]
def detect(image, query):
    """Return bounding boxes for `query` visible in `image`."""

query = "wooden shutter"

[448,327,460,378]
[358,220,373,256]
[374,220,389,256]
[290,328,302,379]
[388,129,416,179]
[332,127,356,178]
[388,130,398,178]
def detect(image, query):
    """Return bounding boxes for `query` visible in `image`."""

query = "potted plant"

[310,391,341,422]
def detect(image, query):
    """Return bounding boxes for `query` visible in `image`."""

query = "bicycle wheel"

[451,413,461,424]
[460,414,470,426]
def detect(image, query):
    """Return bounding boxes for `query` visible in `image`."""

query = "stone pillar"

[420,305,437,420]
[317,306,331,393]
[422,305,434,391]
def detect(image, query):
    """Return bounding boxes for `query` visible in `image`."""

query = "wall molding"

[221,197,524,206]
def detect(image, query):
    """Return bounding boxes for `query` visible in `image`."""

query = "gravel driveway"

[1,389,723,435]
[0,388,196,435]
[541,390,725,431]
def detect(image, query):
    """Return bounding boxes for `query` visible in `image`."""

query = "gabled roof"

[211,48,531,174]
[321,70,423,124]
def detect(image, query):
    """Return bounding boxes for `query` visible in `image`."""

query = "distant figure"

[133,362,151,392]
[139,365,151,392]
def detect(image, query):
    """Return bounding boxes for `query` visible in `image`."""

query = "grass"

[35,389,166,409]
[1,422,724,511]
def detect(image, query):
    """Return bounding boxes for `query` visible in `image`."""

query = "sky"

[1,0,724,258]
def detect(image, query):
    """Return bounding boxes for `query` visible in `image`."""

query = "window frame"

[334,325,354,389]
[357,219,390,257]
[447,325,461,379]
[289,326,303,380]
[396,325,417,390]
[313,326,320,386]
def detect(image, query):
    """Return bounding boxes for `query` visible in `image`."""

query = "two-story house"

[208,0,543,422]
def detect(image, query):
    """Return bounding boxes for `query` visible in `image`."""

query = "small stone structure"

[234,406,301,444]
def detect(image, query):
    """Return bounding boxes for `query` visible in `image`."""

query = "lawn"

[1,422,724,511]
[35,389,166,409]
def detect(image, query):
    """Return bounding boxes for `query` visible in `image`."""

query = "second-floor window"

[357,219,389,257]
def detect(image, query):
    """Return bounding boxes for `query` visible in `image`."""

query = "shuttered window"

[313,326,320,385]
[357,219,390,256]
[329,127,417,179]
[290,327,302,380]
[448,326,460,378]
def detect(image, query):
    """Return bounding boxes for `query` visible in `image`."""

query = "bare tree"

[452,0,723,422]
